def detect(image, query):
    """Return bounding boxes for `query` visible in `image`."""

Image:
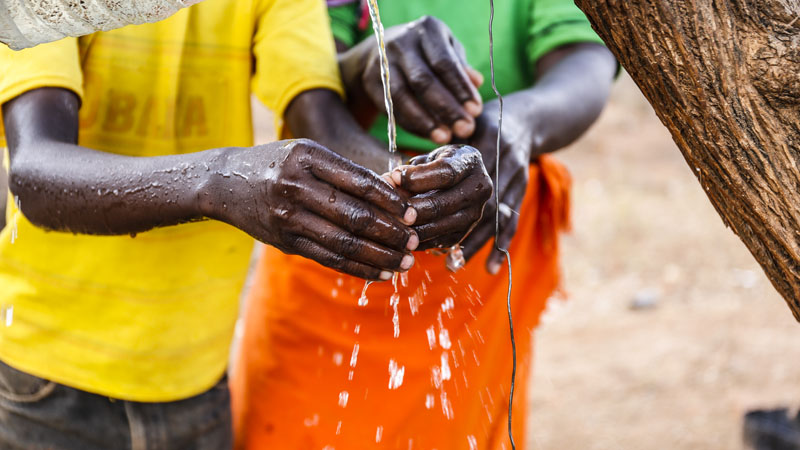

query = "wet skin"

[285,89,493,256]
[338,16,485,145]
[337,26,617,273]
[3,88,422,281]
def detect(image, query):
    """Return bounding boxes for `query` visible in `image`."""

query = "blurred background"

[525,73,800,450]
[250,72,800,449]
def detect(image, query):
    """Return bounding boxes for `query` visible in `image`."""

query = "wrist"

[194,147,240,221]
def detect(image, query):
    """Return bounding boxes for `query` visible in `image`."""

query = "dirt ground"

[525,74,800,450]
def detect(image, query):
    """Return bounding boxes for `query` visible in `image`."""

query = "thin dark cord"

[488,0,516,449]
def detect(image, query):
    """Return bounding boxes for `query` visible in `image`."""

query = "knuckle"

[431,57,457,75]
[405,68,434,90]
[333,232,363,257]
[344,206,376,234]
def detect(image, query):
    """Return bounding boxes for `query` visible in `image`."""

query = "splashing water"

[349,343,360,368]
[390,292,400,338]
[426,326,437,350]
[438,328,451,350]
[440,352,451,381]
[388,358,405,389]
[358,281,371,307]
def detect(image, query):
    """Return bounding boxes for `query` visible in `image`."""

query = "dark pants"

[0,361,232,450]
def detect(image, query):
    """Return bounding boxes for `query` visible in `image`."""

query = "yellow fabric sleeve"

[0,38,84,143]
[250,0,344,136]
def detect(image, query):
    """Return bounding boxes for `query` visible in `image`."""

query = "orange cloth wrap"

[231,156,571,449]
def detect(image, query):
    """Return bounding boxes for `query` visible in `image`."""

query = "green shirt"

[328,0,605,152]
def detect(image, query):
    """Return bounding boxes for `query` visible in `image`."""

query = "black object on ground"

[744,408,800,450]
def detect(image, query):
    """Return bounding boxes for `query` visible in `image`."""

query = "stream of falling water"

[365,0,398,170]
[358,0,516,447]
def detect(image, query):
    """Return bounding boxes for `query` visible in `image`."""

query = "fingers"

[296,179,418,252]
[289,235,393,281]
[413,208,481,244]
[399,49,475,140]
[408,181,482,225]
[365,64,445,142]
[304,147,412,221]
[392,145,485,194]
[418,17,482,116]
[290,211,414,274]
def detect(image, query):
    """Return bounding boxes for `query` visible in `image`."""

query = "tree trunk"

[574,0,800,320]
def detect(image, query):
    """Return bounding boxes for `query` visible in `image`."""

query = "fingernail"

[488,261,501,275]
[382,173,395,186]
[400,254,414,271]
[464,100,482,117]
[406,231,419,250]
[391,170,403,186]
[453,118,475,138]
[468,68,485,87]
[379,271,393,281]
[404,208,417,226]
[431,127,451,144]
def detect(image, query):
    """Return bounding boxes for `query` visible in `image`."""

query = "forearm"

[507,43,617,158]
[3,87,242,235]
[7,139,235,235]
[284,88,393,173]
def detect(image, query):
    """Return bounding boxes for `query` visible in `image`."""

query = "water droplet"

[440,391,454,420]
[303,414,319,427]
[440,353,451,381]
[388,359,405,389]
[349,343,359,368]
[375,426,384,443]
[390,293,400,338]
[426,326,437,350]
[329,192,337,203]
[438,328,451,350]
[468,435,478,449]
[331,288,338,298]
[425,394,435,409]
[358,282,371,307]
[332,352,343,366]
[338,390,349,408]
[269,161,276,168]
[336,421,343,435]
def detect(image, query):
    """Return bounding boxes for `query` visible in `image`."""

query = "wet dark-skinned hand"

[205,139,419,281]
[459,100,534,274]
[339,16,484,145]
[387,145,492,251]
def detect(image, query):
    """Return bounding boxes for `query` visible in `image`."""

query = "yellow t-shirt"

[0,0,343,402]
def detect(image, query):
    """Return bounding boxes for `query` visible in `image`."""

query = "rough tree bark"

[574,0,800,320]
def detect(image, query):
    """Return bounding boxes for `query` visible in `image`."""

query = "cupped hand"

[340,16,484,144]
[388,144,492,251]
[459,101,534,274]
[206,139,419,281]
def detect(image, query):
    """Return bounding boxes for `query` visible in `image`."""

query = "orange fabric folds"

[231,156,571,449]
